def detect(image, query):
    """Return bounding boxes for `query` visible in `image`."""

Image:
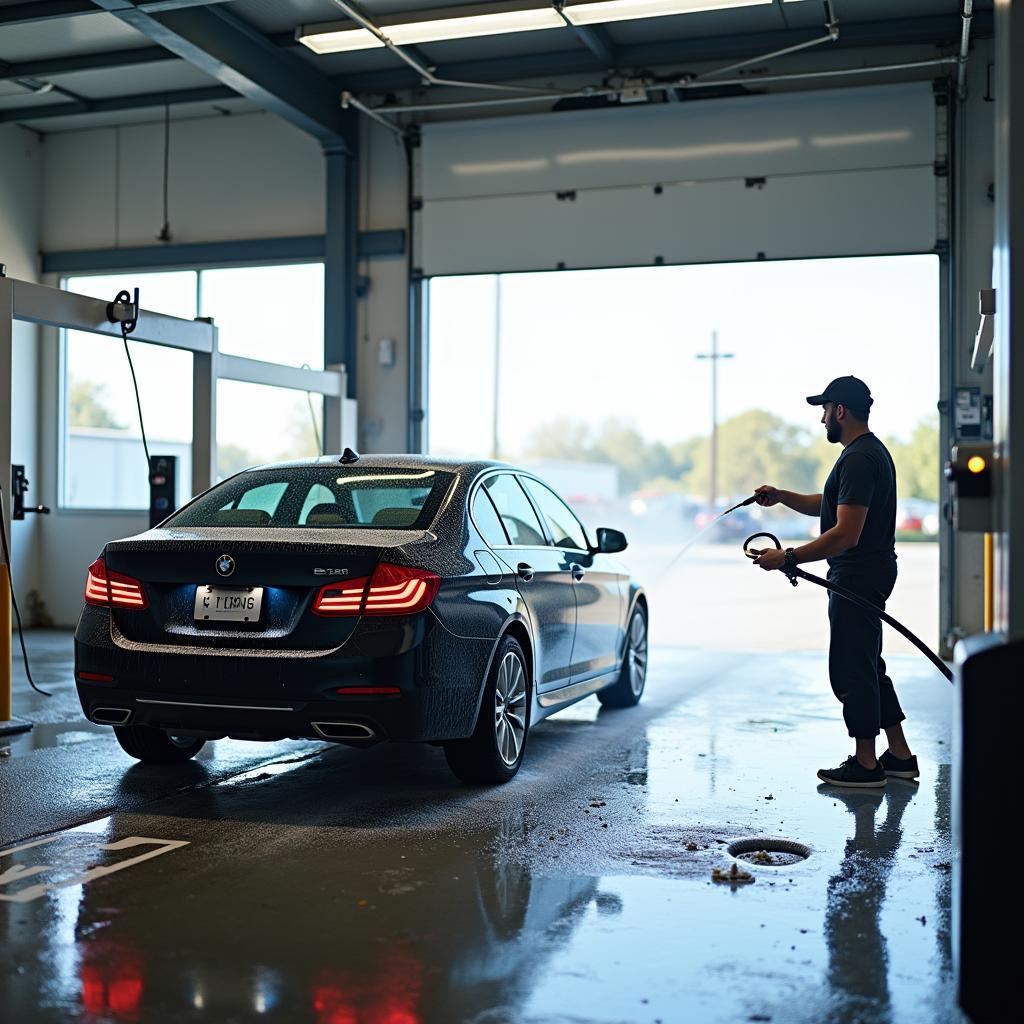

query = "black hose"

[743,531,953,683]
[0,488,51,697]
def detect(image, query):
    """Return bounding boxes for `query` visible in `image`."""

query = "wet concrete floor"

[1,631,958,1024]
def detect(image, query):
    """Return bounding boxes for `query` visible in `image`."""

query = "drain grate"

[727,837,811,867]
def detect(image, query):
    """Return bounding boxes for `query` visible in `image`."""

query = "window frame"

[518,474,592,553]
[469,469,592,553]
[469,481,511,547]
[57,261,329,514]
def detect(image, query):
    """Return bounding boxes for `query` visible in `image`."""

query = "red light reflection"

[80,955,144,1019]
[313,946,422,1024]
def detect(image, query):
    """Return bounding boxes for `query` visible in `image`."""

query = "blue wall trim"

[41,231,405,274]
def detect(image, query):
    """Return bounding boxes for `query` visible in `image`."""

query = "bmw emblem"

[216,554,235,578]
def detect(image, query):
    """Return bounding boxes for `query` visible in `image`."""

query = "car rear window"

[166,467,456,530]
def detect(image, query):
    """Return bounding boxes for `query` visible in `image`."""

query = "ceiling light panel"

[297,0,773,55]
[564,0,773,27]
[297,3,564,55]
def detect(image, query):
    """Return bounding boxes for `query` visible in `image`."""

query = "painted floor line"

[0,834,190,904]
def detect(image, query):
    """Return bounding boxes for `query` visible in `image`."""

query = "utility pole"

[491,276,502,459]
[696,330,734,510]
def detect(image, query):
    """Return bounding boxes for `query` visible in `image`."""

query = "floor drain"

[727,838,811,867]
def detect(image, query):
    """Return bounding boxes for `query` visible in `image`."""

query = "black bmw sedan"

[74,454,648,783]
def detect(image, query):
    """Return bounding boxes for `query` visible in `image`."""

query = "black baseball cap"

[806,375,873,414]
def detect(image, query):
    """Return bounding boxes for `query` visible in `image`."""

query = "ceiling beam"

[90,1,356,146]
[0,0,235,26]
[0,46,173,82]
[326,11,993,94]
[0,84,235,123]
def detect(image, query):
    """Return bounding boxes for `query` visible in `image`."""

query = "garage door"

[417,82,940,276]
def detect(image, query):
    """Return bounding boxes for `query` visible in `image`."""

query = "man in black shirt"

[752,376,919,789]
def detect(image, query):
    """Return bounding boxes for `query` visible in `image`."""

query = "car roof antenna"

[339,447,360,464]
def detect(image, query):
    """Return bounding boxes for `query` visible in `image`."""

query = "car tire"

[444,635,530,785]
[113,724,206,764]
[598,605,648,709]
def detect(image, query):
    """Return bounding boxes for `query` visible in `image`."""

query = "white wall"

[0,124,42,618]
[41,112,325,250]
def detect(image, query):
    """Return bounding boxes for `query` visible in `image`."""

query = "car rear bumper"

[74,606,491,743]
[74,681,482,744]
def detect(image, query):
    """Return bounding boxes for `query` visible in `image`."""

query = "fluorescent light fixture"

[388,8,564,45]
[564,0,773,27]
[296,26,383,54]
[297,0,772,54]
[297,3,563,55]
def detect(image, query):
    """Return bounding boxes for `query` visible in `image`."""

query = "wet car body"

[74,455,647,776]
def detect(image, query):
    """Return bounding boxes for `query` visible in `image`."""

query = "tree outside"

[68,381,125,430]
[523,409,939,506]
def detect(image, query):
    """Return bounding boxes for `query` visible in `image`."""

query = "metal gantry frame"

[0,273,351,730]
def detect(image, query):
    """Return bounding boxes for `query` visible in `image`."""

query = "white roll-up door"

[417,83,938,276]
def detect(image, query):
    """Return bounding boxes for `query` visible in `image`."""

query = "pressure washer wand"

[718,493,759,518]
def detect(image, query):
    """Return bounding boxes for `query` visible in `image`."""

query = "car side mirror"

[594,527,628,554]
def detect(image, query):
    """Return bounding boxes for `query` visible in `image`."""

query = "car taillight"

[312,563,440,617]
[84,557,148,610]
[312,577,369,616]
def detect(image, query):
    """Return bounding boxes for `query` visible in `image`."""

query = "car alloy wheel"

[627,611,648,697]
[494,650,528,767]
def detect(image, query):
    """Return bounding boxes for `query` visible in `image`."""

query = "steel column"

[191,338,217,496]
[993,0,1024,638]
[0,277,16,732]
[324,143,359,401]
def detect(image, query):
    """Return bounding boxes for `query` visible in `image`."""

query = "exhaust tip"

[312,721,376,741]
[92,706,132,726]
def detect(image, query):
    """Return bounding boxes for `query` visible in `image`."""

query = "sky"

[427,254,941,458]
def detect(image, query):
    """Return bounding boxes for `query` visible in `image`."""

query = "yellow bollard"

[0,562,10,722]
[984,532,994,633]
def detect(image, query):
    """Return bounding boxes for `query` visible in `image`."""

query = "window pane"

[522,478,589,550]
[235,482,288,516]
[471,488,510,547]
[427,275,499,457]
[216,380,323,480]
[64,272,197,510]
[483,475,546,547]
[200,264,325,369]
[169,468,453,530]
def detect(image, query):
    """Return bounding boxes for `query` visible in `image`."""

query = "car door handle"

[517,562,535,582]
[571,565,586,582]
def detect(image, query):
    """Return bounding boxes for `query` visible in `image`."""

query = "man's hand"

[753,547,786,571]
[754,485,781,507]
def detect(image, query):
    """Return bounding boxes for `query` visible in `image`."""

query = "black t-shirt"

[820,432,897,572]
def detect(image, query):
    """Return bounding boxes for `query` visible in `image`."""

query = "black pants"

[827,564,905,739]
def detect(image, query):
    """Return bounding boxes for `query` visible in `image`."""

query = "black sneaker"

[879,750,920,780]
[816,756,887,789]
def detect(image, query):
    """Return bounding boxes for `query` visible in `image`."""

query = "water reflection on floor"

[1,633,957,1023]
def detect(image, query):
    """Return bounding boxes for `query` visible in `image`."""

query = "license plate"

[194,585,264,623]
